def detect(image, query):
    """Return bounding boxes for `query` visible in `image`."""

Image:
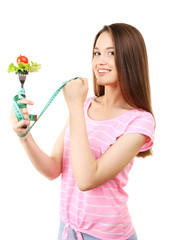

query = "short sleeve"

[84,97,96,112]
[124,111,155,152]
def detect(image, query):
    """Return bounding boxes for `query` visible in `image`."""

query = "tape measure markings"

[13,77,78,137]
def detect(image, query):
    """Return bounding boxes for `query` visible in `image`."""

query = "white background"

[0,0,175,239]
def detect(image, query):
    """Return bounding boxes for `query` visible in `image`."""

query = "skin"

[62,32,146,191]
[10,31,146,191]
[10,105,68,180]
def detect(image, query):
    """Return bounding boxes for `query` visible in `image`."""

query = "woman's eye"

[93,52,100,56]
[109,51,114,55]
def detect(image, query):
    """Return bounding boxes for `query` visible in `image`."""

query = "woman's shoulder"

[84,96,97,107]
[129,108,155,123]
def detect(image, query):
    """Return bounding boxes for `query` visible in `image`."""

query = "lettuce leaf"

[8,61,41,74]
[8,63,18,73]
[28,61,41,72]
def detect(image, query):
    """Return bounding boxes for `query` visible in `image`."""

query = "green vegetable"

[29,61,41,72]
[8,61,41,75]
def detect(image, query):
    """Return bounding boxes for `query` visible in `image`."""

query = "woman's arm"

[10,99,68,180]
[19,132,61,180]
[69,103,146,191]
[63,78,146,191]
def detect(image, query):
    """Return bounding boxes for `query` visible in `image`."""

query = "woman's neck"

[100,86,132,110]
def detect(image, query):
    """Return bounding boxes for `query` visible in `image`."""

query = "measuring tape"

[12,77,79,138]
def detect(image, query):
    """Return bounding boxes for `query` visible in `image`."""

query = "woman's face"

[92,31,118,87]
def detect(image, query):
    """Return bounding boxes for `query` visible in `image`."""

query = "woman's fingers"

[11,118,30,134]
[10,99,34,135]
[23,114,30,121]
[17,119,30,128]
[21,108,29,114]
[79,76,88,85]
[18,99,34,105]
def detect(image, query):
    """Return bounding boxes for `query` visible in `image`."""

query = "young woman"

[10,23,155,240]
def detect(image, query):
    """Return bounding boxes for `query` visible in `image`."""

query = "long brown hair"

[92,23,154,158]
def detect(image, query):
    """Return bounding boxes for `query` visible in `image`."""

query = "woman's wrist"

[68,101,84,115]
[19,131,32,143]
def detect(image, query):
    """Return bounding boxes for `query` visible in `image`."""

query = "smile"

[98,68,111,73]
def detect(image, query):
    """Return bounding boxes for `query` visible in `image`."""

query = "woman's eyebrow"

[94,47,114,50]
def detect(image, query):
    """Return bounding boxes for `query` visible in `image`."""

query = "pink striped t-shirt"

[60,96,155,240]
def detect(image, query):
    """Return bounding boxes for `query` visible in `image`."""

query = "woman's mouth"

[97,68,111,76]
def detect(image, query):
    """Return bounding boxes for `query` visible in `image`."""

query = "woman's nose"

[98,53,107,64]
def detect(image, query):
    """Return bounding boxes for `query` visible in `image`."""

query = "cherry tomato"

[17,55,28,64]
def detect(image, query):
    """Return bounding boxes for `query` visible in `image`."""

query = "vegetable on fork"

[8,55,41,88]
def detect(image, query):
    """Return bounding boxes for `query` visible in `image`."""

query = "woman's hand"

[63,77,89,110]
[10,99,34,137]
